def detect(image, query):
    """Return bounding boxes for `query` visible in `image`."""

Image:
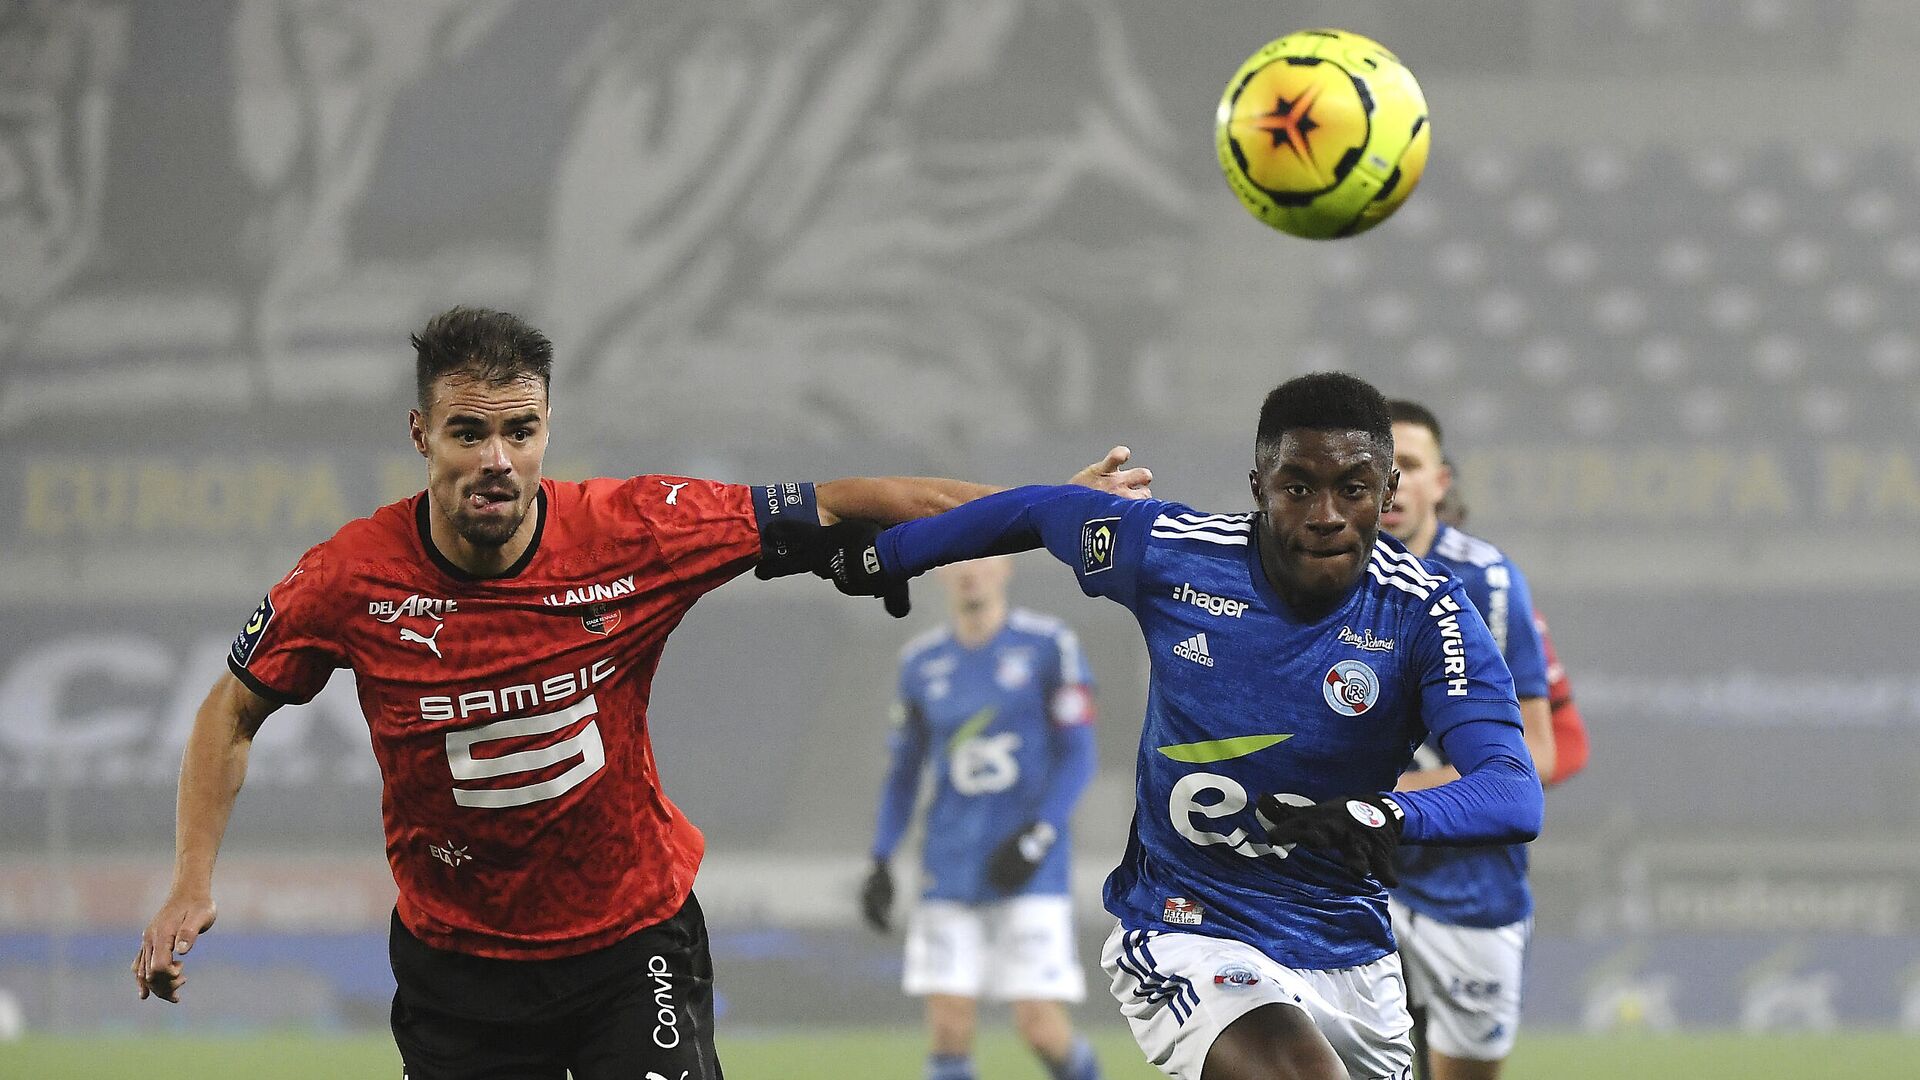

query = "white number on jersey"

[444,695,606,808]
[1167,771,1312,859]
[949,732,1023,796]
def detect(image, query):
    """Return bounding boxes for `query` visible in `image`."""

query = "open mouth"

[467,489,517,513]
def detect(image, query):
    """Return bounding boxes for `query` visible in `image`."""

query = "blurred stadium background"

[2,0,1917,1076]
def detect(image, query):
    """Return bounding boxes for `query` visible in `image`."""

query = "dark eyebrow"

[445,410,542,428]
[1276,460,1378,481]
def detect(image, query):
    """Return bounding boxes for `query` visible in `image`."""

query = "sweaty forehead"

[429,374,548,419]
[1267,429,1389,478]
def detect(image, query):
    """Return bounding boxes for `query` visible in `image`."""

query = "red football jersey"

[228,475,803,959]
[1534,611,1589,785]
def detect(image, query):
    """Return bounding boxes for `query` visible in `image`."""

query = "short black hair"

[410,306,554,411]
[1386,399,1444,449]
[1254,372,1393,470]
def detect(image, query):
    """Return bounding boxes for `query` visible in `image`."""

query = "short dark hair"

[1386,399,1444,449]
[1254,372,1393,469]
[410,306,554,411]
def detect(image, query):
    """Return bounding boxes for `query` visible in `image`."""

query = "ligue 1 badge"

[582,602,621,636]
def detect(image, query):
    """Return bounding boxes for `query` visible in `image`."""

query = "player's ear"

[1383,467,1401,508]
[409,408,429,458]
[1434,459,1453,500]
[1248,468,1264,510]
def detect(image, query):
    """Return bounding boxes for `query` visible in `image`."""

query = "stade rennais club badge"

[581,602,620,636]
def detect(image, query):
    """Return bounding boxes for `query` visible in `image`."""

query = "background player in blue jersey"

[1379,401,1558,1080]
[813,373,1543,1080]
[862,555,1104,1080]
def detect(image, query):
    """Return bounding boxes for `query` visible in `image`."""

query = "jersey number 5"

[444,696,607,808]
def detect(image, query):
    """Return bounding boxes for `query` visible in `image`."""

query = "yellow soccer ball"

[1216,29,1430,239]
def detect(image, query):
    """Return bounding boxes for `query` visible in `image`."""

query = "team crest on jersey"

[231,595,275,665]
[1080,517,1119,575]
[1323,659,1380,716]
[995,648,1034,690]
[581,602,621,636]
[1162,896,1204,926]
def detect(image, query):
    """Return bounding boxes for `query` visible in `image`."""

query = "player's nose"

[478,438,513,473]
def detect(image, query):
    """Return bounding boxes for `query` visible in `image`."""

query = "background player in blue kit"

[1379,401,1558,1080]
[861,555,1104,1080]
[813,372,1543,1080]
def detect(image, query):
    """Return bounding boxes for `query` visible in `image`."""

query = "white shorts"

[902,894,1087,1002]
[1101,924,1412,1080]
[1389,899,1530,1061]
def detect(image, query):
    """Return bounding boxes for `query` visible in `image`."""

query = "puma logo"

[661,481,689,505]
[399,623,444,659]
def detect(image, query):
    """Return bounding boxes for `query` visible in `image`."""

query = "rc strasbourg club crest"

[581,602,621,636]
[1322,659,1380,716]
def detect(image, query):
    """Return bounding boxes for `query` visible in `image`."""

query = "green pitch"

[1,1030,1909,1078]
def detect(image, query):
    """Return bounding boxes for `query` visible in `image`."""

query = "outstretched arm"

[134,672,279,1003]
[814,447,1152,526]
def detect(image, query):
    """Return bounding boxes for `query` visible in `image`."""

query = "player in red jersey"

[131,307,1152,1079]
[1534,612,1588,785]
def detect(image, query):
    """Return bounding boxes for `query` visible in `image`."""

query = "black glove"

[859,858,895,932]
[984,821,1057,893]
[1259,794,1405,887]
[814,521,912,618]
[753,518,824,580]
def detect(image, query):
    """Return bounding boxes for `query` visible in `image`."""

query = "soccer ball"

[1215,29,1430,239]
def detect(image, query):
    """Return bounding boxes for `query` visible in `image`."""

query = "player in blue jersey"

[1379,402,1557,1080]
[862,555,1105,1080]
[811,373,1543,1080]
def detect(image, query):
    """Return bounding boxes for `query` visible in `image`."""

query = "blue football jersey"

[1393,524,1551,928]
[895,609,1096,902]
[1038,494,1523,970]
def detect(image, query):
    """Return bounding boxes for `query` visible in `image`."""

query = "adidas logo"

[1173,632,1215,667]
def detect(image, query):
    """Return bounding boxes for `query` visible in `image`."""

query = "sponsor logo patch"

[1173,633,1215,667]
[1080,517,1119,575]
[1428,593,1470,696]
[1323,659,1380,716]
[1162,896,1204,926]
[1346,799,1387,829]
[1337,626,1395,652]
[543,575,636,608]
[369,594,457,623]
[428,839,472,869]
[1174,582,1248,618]
[231,595,275,665]
[1214,963,1261,988]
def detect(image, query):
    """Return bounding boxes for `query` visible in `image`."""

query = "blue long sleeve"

[1392,718,1544,845]
[876,485,1096,577]
[870,718,928,861]
[1034,722,1097,832]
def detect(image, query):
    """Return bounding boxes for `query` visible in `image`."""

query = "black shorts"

[390,893,723,1080]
